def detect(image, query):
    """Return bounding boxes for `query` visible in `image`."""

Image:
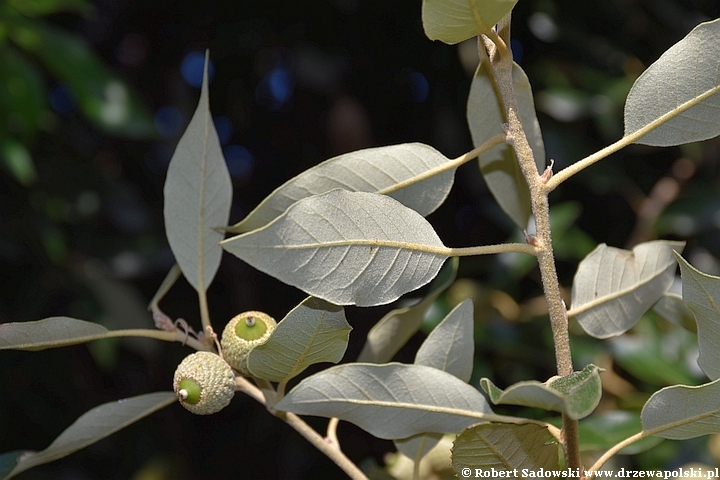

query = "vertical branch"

[482,26,581,473]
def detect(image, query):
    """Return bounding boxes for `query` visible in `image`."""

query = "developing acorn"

[173,351,236,415]
[220,311,277,376]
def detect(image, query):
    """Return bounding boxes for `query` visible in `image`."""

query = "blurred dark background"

[2,0,720,478]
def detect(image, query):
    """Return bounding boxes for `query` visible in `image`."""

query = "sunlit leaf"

[422,0,518,44]
[357,258,458,364]
[276,363,493,440]
[625,18,720,146]
[9,21,154,138]
[467,62,544,229]
[164,52,232,292]
[416,298,474,382]
[641,378,720,440]
[652,292,697,333]
[480,365,602,420]
[5,392,176,479]
[675,253,720,380]
[570,240,684,339]
[222,189,448,306]
[247,297,351,383]
[228,143,456,233]
[452,424,559,476]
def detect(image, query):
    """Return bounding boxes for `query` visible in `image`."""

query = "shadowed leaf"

[5,392,176,479]
[467,62,544,229]
[570,240,684,338]
[452,424,559,477]
[642,379,720,440]
[247,297,351,383]
[480,365,603,420]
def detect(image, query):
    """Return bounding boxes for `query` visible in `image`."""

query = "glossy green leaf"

[164,52,232,292]
[570,240,684,339]
[275,363,493,440]
[228,143,456,233]
[422,0,518,44]
[452,423,559,475]
[675,253,720,380]
[394,297,475,459]
[9,22,154,138]
[480,365,603,420]
[5,392,176,479]
[357,257,458,364]
[625,19,720,146]
[652,292,697,333]
[641,378,720,440]
[467,62,544,229]
[221,190,449,307]
[416,298,474,382]
[247,297,351,383]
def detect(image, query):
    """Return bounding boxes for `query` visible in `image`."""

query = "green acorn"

[221,311,277,376]
[173,351,236,415]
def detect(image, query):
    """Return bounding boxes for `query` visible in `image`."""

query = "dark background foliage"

[2,0,720,478]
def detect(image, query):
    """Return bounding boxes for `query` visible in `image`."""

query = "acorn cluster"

[172,311,277,415]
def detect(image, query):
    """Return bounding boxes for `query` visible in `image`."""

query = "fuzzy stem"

[234,377,369,480]
[102,328,209,351]
[483,29,580,471]
[588,431,646,473]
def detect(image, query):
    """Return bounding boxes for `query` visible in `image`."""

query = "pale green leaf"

[228,143,455,233]
[357,257,458,364]
[275,363,493,439]
[221,189,449,307]
[675,253,720,380]
[570,240,685,339]
[394,432,445,464]
[5,392,176,479]
[422,0,518,44]
[480,365,603,420]
[641,378,720,440]
[0,317,109,351]
[467,62,545,229]
[652,292,697,333]
[625,19,720,146]
[452,423,559,476]
[247,297,351,383]
[416,298,474,382]
[163,52,232,292]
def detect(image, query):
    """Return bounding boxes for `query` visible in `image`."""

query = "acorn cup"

[173,351,236,415]
[220,311,277,376]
